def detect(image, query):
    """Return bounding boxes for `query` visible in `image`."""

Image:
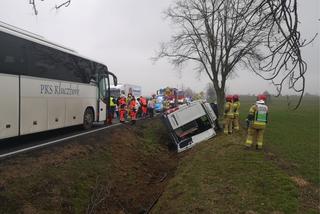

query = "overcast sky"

[0,0,319,96]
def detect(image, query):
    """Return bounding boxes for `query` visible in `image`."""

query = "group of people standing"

[223,94,269,150]
[223,95,241,134]
[107,93,156,125]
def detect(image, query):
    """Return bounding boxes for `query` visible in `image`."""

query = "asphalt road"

[0,121,119,159]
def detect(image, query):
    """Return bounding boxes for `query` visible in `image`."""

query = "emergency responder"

[129,96,138,124]
[126,93,133,120]
[233,95,240,131]
[118,94,127,123]
[140,96,148,118]
[147,97,155,118]
[136,97,142,118]
[245,95,269,149]
[223,95,234,134]
[107,96,117,125]
[164,99,170,111]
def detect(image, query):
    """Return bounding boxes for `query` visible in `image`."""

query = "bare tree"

[29,0,71,15]
[154,0,316,113]
[206,82,217,102]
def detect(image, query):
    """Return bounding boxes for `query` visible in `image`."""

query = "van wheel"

[83,108,94,129]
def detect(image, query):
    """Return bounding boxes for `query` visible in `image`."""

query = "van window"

[174,115,212,140]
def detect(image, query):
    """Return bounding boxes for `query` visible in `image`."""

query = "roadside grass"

[0,118,173,213]
[239,96,319,185]
[138,121,169,155]
[153,131,299,214]
[0,149,112,213]
[153,96,319,213]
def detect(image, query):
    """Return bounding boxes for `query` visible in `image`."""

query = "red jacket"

[129,100,137,111]
[119,97,126,109]
[140,97,147,107]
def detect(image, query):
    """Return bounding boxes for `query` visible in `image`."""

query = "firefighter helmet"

[225,95,233,102]
[233,94,239,101]
[257,94,267,101]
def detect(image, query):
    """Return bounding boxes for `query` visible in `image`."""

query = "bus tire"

[83,108,94,130]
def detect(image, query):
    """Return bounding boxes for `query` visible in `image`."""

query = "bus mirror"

[113,76,118,86]
[106,71,117,86]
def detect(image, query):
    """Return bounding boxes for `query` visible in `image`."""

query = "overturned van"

[163,100,217,153]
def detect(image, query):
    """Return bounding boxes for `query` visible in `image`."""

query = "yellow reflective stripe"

[254,121,265,125]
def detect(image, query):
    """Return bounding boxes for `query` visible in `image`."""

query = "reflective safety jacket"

[224,101,234,118]
[140,97,147,107]
[248,103,268,129]
[233,101,240,116]
[119,97,127,110]
[110,97,116,107]
[129,99,138,111]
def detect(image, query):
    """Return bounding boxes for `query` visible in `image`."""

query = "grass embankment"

[0,118,176,213]
[153,96,319,214]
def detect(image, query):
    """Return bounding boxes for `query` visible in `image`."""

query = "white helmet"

[256,100,265,105]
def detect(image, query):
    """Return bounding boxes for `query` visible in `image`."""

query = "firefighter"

[245,95,269,149]
[107,96,117,125]
[233,95,240,131]
[223,95,234,134]
[129,96,138,124]
[118,94,127,123]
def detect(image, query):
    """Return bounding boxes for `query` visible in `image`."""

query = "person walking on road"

[223,95,234,134]
[245,95,269,149]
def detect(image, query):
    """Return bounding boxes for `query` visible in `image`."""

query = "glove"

[245,119,250,129]
[247,114,254,121]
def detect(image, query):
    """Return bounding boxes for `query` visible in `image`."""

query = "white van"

[163,100,217,152]
[109,83,141,98]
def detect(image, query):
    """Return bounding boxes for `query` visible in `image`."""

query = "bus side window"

[0,31,26,75]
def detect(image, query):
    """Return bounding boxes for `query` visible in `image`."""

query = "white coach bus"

[0,22,117,140]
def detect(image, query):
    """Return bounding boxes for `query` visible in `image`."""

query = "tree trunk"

[216,89,225,118]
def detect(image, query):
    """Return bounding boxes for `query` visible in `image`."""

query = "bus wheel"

[83,108,94,129]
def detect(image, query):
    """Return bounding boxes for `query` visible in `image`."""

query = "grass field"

[153,96,319,214]
[239,95,319,185]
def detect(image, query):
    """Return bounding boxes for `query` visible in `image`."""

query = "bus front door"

[98,78,107,122]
